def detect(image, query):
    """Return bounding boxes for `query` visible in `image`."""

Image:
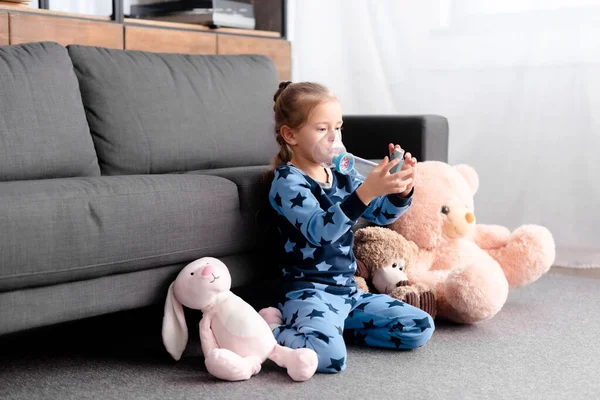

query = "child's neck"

[290,156,329,184]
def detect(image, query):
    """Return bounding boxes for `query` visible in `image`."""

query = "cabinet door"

[217,34,291,81]
[0,12,8,45]
[125,25,217,54]
[10,13,123,49]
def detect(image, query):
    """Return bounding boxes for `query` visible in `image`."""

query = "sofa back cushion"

[67,45,279,175]
[0,42,100,181]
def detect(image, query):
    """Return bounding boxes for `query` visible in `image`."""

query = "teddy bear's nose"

[465,212,475,224]
[201,265,215,277]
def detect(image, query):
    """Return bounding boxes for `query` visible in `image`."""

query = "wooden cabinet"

[217,34,291,80]
[0,12,7,45]
[0,6,291,78]
[9,13,123,49]
[125,25,216,55]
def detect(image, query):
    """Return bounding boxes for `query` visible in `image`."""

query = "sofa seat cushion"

[185,165,272,212]
[184,165,275,249]
[0,42,100,181]
[67,45,279,175]
[0,175,248,291]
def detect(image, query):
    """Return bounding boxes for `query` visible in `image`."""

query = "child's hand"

[389,143,417,197]
[356,156,412,205]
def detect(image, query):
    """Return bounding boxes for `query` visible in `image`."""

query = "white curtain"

[288,0,600,268]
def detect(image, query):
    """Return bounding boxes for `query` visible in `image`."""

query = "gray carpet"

[1,273,599,400]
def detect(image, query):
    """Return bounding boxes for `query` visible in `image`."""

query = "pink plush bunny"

[162,257,318,381]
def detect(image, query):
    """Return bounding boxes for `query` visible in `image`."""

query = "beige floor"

[549,266,600,279]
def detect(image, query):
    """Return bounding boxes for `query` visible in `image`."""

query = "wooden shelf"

[0,0,28,7]
[0,4,112,21]
[215,26,281,38]
[123,17,280,38]
[125,25,216,55]
[0,11,8,45]
[10,13,123,49]
[0,5,290,79]
[217,34,290,80]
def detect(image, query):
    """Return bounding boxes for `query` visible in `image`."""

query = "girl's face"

[293,100,343,163]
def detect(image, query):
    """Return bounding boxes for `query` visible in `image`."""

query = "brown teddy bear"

[353,226,437,318]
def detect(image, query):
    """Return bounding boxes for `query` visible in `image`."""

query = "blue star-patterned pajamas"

[269,162,435,373]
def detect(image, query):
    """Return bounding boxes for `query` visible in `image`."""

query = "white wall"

[288,0,600,267]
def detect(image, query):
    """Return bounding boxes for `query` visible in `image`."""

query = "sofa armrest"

[341,115,449,162]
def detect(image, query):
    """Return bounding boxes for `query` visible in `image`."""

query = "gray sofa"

[0,41,448,336]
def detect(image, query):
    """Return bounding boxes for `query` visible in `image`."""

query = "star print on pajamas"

[270,163,413,292]
[333,274,349,286]
[315,261,333,271]
[333,185,350,199]
[268,162,429,374]
[338,245,351,256]
[275,289,435,373]
[300,243,316,260]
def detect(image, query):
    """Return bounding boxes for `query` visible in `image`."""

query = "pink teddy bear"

[389,161,556,324]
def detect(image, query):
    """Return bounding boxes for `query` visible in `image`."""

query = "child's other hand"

[398,153,416,197]
[356,156,412,205]
[388,143,416,197]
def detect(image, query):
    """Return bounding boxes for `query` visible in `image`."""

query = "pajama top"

[268,162,412,297]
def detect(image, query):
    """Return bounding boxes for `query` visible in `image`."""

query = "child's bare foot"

[258,307,284,330]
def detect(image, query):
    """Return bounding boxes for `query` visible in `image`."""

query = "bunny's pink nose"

[201,265,214,277]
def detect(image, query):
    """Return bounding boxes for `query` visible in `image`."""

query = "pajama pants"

[274,288,435,373]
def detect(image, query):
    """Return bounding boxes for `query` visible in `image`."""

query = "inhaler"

[312,130,404,180]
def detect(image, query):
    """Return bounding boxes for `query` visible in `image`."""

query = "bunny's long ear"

[162,282,188,361]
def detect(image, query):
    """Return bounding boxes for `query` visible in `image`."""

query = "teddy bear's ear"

[454,164,479,194]
[355,258,370,279]
[393,232,419,260]
[407,240,420,258]
[354,227,383,243]
[354,228,368,244]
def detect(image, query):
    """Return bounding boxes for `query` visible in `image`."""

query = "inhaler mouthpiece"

[312,129,404,179]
